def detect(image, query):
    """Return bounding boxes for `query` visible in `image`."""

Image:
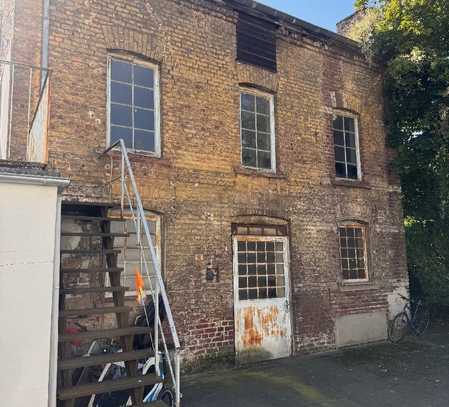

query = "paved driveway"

[182,324,449,406]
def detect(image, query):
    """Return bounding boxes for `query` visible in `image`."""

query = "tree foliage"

[353,0,449,304]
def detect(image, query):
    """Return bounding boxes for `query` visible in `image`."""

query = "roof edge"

[220,0,362,53]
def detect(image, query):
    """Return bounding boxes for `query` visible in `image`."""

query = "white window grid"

[239,89,276,172]
[338,224,368,282]
[332,112,362,180]
[107,55,161,156]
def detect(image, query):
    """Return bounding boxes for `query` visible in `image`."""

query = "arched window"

[338,221,368,282]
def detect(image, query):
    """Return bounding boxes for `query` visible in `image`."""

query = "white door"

[233,236,292,362]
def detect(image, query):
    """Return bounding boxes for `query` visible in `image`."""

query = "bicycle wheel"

[157,387,175,407]
[412,304,430,336]
[388,312,409,343]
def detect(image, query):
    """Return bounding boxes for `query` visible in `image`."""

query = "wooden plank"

[60,306,131,318]
[58,374,161,400]
[62,215,125,222]
[61,232,128,237]
[59,349,153,370]
[61,286,128,295]
[59,327,151,342]
[61,267,123,274]
[60,249,121,255]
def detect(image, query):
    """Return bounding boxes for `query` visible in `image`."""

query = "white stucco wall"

[0,178,62,407]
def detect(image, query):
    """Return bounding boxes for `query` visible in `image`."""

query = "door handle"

[285,299,290,311]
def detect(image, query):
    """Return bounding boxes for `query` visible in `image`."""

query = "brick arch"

[231,215,289,226]
[101,25,165,63]
[236,63,279,93]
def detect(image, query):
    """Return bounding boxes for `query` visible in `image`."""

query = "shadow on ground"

[182,322,449,406]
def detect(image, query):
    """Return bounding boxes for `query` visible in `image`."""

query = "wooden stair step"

[59,349,154,370]
[61,286,128,295]
[60,326,151,342]
[58,374,161,400]
[60,306,131,318]
[61,232,129,238]
[62,215,125,222]
[60,249,122,255]
[61,267,123,274]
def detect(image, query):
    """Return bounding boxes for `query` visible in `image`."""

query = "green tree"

[353,0,449,304]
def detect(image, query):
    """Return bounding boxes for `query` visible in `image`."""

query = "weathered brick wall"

[17,0,409,361]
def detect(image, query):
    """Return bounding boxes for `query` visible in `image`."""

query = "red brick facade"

[8,0,408,362]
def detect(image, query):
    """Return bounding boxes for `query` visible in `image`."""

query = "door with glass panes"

[233,234,292,361]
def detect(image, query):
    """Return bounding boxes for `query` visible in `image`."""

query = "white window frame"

[338,222,369,283]
[332,111,362,181]
[239,88,276,172]
[107,54,161,157]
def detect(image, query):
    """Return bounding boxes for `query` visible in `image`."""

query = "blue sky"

[257,0,356,32]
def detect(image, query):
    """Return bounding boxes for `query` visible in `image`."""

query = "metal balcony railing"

[0,60,50,163]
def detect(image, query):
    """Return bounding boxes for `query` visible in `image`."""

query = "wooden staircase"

[57,209,167,407]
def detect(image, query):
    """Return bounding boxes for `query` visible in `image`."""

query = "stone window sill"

[234,166,287,180]
[332,178,371,190]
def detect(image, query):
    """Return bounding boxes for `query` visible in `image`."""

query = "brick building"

[1,0,409,403]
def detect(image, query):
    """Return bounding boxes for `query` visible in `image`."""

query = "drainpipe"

[41,0,50,88]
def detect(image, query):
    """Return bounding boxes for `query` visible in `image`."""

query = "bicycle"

[66,297,175,407]
[388,293,431,343]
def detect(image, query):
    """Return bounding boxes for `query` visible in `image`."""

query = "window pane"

[334,130,344,146]
[332,115,343,130]
[134,65,154,88]
[345,117,355,133]
[347,148,357,164]
[242,130,256,148]
[258,151,271,170]
[241,93,255,111]
[238,241,246,251]
[256,96,270,115]
[257,114,270,132]
[335,146,345,162]
[335,162,346,178]
[242,148,257,167]
[111,104,132,127]
[241,111,256,130]
[345,132,356,148]
[134,87,154,109]
[134,130,155,152]
[110,126,132,148]
[111,59,132,83]
[257,132,270,150]
[347,165,358,179]
[111,82,132,105]
[134,108,154,131]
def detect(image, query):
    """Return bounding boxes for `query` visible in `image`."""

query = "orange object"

[135,269,145,304]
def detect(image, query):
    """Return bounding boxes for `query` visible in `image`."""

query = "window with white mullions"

[240,92,275,171]
[338,224,368,281]
[108,57,159,154]
[333,114,360,180]
[236,239,286,301]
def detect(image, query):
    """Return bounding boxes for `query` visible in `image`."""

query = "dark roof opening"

[236,12,277,72]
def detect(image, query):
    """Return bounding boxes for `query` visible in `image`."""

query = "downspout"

[41,0,50,88]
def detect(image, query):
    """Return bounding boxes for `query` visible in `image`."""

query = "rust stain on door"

[241,305,286,348]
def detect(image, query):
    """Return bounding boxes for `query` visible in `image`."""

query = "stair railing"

[102,139,181,406]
